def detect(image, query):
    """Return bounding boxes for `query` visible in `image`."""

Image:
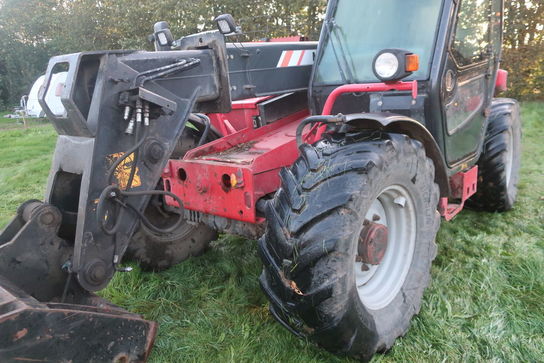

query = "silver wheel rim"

[354,185,417,310]
[505,129,514,188]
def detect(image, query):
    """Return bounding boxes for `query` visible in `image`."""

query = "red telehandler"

[0,0,521,361]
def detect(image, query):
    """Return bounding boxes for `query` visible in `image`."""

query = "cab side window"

[451,0,492,66]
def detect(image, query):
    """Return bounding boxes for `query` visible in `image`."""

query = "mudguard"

[344,113,451,197]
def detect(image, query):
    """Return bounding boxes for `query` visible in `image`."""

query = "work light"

[373,49,419,82]
[374,53,400,79]
[152,21,173,51]
[214,14,238,35]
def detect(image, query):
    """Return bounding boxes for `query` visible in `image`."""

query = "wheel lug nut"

[394,196,407,207]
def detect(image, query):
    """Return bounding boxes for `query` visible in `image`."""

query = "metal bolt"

[87,262,107,284]
[146,141,165,164]
[150,144,163,160]
[39,211,55,226]
[394,196,407,208]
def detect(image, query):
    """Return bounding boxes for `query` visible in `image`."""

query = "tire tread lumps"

[259,131,440,360]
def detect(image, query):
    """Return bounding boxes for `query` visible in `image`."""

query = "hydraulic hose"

[295,114,346,147]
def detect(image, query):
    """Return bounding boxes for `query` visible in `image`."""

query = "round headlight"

[374,52,400,80]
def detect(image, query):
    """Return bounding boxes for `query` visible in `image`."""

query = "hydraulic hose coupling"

[136,98,143,124]
[144,101,150,126]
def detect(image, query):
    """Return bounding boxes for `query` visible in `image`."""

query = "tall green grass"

[0,103,542,362]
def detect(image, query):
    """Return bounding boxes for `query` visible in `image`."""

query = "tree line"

[0,0,542,109]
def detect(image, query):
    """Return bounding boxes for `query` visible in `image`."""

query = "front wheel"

[258,132,440,360]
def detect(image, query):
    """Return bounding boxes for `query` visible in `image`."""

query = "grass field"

[0,103,542,362]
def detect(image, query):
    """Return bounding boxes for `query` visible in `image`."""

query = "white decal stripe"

[288,50,303,66]
[299,50,315,66]
[276,50,317,67]
[277,51,287,68]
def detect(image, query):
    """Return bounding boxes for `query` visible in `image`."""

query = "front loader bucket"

[0,278,157,362]
[0,201,157,362]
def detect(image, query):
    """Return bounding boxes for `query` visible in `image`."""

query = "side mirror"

[214,14,239,35]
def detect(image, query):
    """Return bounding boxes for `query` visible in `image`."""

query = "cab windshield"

[314,0,443,85]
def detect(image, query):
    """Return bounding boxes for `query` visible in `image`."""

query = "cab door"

[442,0,503,165]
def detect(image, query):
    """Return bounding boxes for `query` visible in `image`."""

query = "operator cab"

[310,0,504,169]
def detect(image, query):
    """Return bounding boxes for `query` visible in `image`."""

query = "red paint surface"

[255,36,307,43]
[164,80,472,226]
[309,81,419,143]
[439,166,478,221]
[495,69,508,93]
[322,81,418,115]
[208,97,272,135]
[164,106,309,223]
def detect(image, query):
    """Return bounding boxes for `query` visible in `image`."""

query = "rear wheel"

[469,98,521,211]
[126,123,217,271]
[258,132,440,360]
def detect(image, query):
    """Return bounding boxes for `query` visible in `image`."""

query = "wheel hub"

[355,185,416,310]
[358,221,388,265]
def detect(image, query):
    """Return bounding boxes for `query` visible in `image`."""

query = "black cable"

[97,187,185,235]
[106,127,149,185]
[134,58,200,88]
[98,107,202,236]
[97,185,126,236]
[99,115,146,235]
[295,114,346,147]
[188,113,221,139]
[120,189,185,234]
[191,113,211,146]
[97,184,187,235]
[126,118,141,190]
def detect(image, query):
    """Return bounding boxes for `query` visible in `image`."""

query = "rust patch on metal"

[200,140,262,163]
[113,353,130,363]
[289,280,304,296]
[279,270,304,296]
[12,328,28,341]
[358,221,389,266]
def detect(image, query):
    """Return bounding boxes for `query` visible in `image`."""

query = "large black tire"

[125,124,217,271]
[258,132,441,360]
[468,98,521,212]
